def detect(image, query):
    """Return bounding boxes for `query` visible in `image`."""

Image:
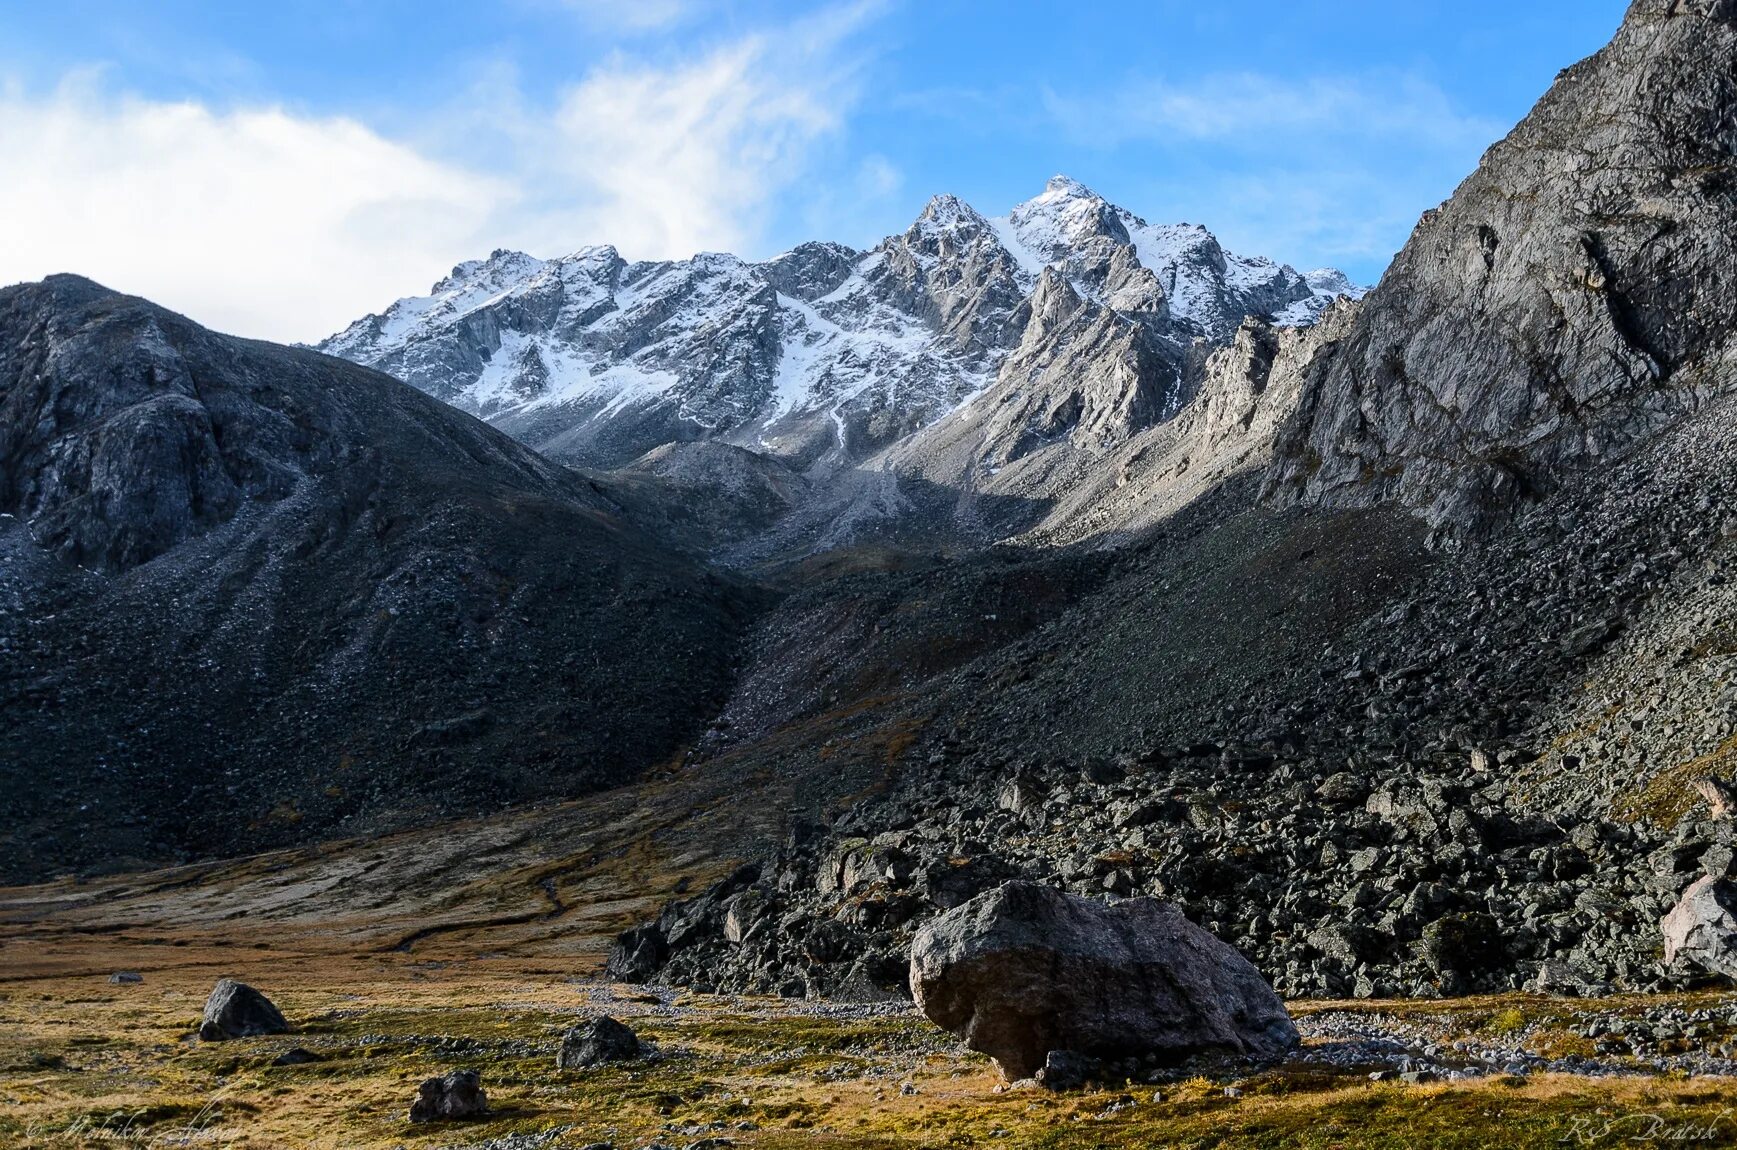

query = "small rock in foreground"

[198,978,289,1041]
[910,881,1297,1081]
[109,972,143,984]
[271,1048,320,1066]
[557,1016,641,1069]
[408,1068,489,1122]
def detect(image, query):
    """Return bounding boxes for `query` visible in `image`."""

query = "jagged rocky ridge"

[610,0,1737,1002]
[322,179,1357,559]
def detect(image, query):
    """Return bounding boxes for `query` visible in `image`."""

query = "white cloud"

[0,6,873,342]
[500,34,849,261]
[0,75,508,342]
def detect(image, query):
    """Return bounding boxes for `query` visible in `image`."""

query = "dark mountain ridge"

[0,276,755,880]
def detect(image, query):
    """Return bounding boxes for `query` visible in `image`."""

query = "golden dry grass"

[3,772,1736,1147]
[4,950,1737,1149]
[1617,736,1737,827]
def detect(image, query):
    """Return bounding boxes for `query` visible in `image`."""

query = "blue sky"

[0,0,1629,340]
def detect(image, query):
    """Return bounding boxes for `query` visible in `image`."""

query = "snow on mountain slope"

[321,177,1360,472]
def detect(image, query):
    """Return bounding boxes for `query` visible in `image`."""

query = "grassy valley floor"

[3,959,1737,1149]
[3,785,1735,1148]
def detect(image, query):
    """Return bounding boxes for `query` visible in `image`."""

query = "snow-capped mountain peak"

[320,180,1364,473]
[1302,267,1360,297]
[1001,174,1130,264]
[911,192,989,229]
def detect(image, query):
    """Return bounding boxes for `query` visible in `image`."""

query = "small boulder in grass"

[558,1016,641,1069]
[1034,1050,1093,1091]
[272,1047,320,1066]
[198,978,289,1041]
[109,972,143,985]
[408,1068,489,1122]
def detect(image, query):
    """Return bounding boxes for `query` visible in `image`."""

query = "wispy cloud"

[0,4,880,342]
[501,6,871,261]
[1044,72,1502,151]
[1041,70,1505,273]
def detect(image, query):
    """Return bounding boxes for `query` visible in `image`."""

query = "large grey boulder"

[909,881,1297,1080]
[198,979,289,1041]
[1662,876,1737,979]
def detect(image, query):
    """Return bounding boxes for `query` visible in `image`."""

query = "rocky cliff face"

[969,269,1177,467]
[1269,0,1737,535]
[0,277,753,880]
[322,178,1358,478]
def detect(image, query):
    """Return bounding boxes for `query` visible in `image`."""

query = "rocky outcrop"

[1663,876,1737,979]
[971,298,1360,549]
[908,882,1297,1080]
[557,1017,641,1069]
[868,195,1033,358]
[970,269,1183,466]
[198,979,288,1040]
[1270,0,1737,535]
[604,863,767,986]
[1179,303,1359,463]
[408,1069,489,1122]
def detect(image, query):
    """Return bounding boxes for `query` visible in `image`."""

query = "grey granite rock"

[408,1068,489,1122]
[1662,876,1737,979]
[198,978,288,1041]
[557,1017,641,1069]
[908,881,1297,1080]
